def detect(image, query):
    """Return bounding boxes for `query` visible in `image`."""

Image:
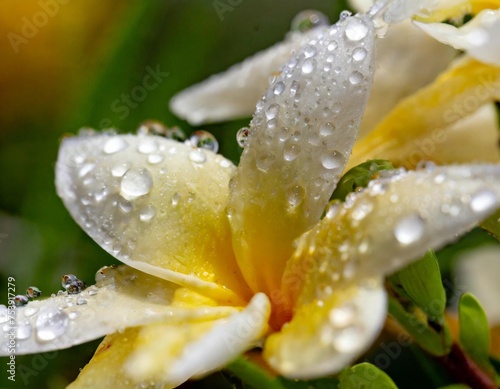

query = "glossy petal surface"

[69,293,270,389]
[229,15,376,295]
[56,133,248,303]
[0,266,237,356]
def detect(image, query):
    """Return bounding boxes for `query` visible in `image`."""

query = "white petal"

[0,266,237,356]
[264,282,387,378]
[359,20,457,136]
[56,132,248,303]
[284,164,500,305]
[124,293,271,387]
[228,15,376,294]
[170,31,314,125]
[455,246,500,325]
[414,9,500,65]
[376,0,440,24]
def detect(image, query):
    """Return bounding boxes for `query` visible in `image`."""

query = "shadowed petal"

[415,9,500,65]
[229,14,376,295]
[69,293,271,389]
[56,133,248,303]
[264,282,386,378]
[0,266,238,356]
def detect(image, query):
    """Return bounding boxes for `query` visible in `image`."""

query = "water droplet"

[120,168,153,200]
[345,17,369,41]
[267,119,277,130]
[349,71,364,85]
[165,126,186,142]
[301,58,317,74]
[290,81,300,96]
[17,321,32,340]
[171,192,181,206]
[119,198,134,213]
[14,295,29,307]
[61,274,77,289]
[327,41,338,51]
[111,162,130,177]
[137,120,168,136]
[321,151,344,170]
[324,200,342,219]
[139,205,156,222]
[189,130,219,153]
[237,127,250,148]
[24,306,38,317]
[470,190,496,213]
[95,265,117,287]
[68,311,80,320]
[332,326,363,352]
[351,200,373,221]
[26,286,42,299]
[76,298,87,305]
[329,304,356,328]
[256,153,275,172]
[137,138,158,154]
[291,9,329,32]
[319,122,335,136]
[147,153,164,164]
[189,150,207,164]
[352,47,367,61]
[287,185,305,207]
[0,306,8,323]
[265,104,280,120]
[66,280,86,295]
[103,137,128,155]
[35,308,69,342]
[339,10,352,20]
[303,44,317,58]
[394,214,425,245]
[284,143,301,162]
[273,81,285,96]
[78,163,96,178]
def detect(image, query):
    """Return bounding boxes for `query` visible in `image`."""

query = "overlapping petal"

[228,15,376,295]
[69,293,270,389]
[56,133,248,303]
[415,9,500,65]
[0,266,238,356]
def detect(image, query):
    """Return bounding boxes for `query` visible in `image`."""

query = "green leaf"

[388,296,452,356]
[480,209,500,241]
[331,159,394,202]
[458,293,494,374]
[339,362,398,389]
[225,356,286,389]
[389,251,446,322]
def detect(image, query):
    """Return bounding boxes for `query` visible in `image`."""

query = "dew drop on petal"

[103,137,128,154]
[189,130,219,153]
[287,185,305,207]
[17,321,32,340]
[321,151,343,170]
[329,304,356,328]
[137,138,158,154]
[265,104,280,120]
[291,9,329,32]
[14,295,29,307]
[303,44,317,58]
[470,189,496,213]
[61,274,78,289]
[394,214,425,245]
[345,17,369,41]
[349,71,364,85]
[237,127,250,148]
[332,326,364,352]
[301,58,317,74]
[95,265,117,287]
[339,10,352,20]
[284,143,301,162]
[120,168,153,200]
[147,153,164,165]
[35,308,69,342]
[139,205,156,222]
[111,162,130,178]
[26,286,42,299]
[352,47,367,61]
[319,122,335,136]
[189,149,207,164]
[273,81,286,96]
[171,192,181,206]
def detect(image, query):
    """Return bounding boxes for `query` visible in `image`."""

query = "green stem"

[225,356,285,389]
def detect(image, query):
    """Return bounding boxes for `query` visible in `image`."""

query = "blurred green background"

[0,1,348,387]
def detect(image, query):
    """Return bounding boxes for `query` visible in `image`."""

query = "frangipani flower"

[2,3,500,389]
[171,0,500,168]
